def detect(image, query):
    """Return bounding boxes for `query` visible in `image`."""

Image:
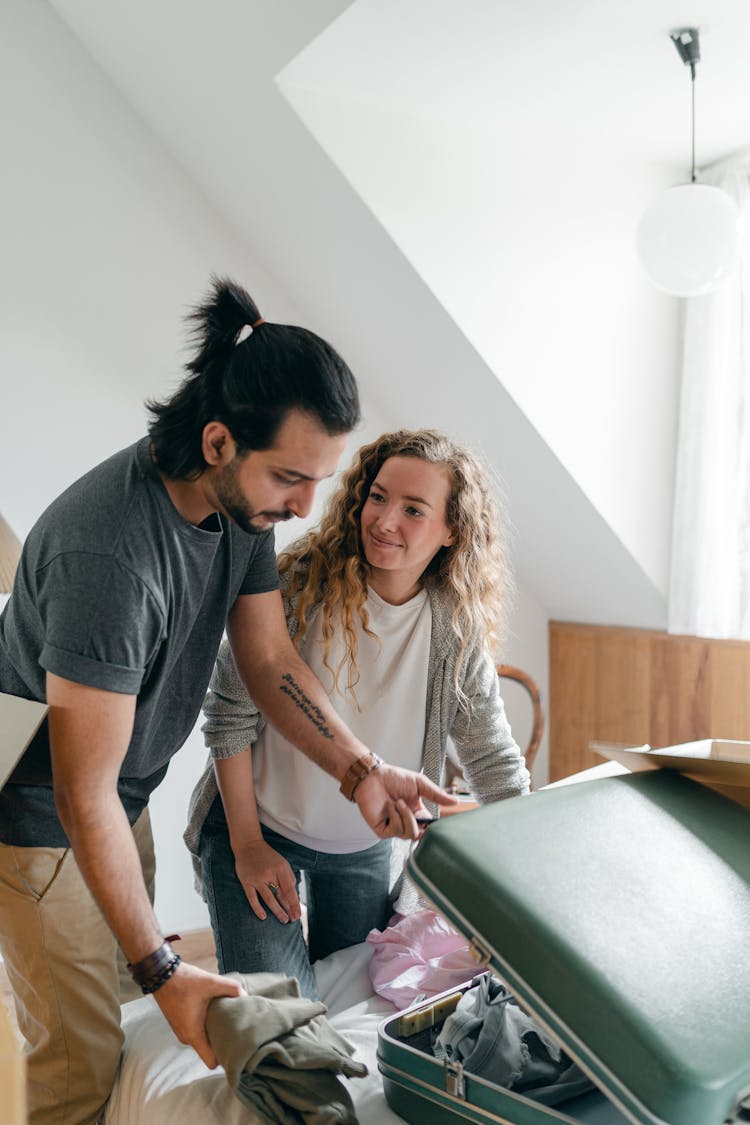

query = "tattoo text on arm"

[280,673,335,740]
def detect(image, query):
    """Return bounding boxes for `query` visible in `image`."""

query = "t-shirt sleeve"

[238,530,280,596]
[36,552,165,694]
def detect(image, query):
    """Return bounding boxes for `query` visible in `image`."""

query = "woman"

[185,429,530,999]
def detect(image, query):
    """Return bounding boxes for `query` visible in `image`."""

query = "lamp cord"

[690,61,696,183]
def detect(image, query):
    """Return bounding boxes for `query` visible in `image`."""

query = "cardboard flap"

[0,691,48,789]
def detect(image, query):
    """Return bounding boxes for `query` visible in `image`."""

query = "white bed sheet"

[105,766,630,1124]
[104,941,406,1124]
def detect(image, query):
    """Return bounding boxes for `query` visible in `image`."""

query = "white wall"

[278,0,682,598]
[1,0,549,936]
[46,0,665,636]
[0,0,387,934]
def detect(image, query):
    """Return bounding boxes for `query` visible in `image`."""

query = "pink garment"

[366,910,479,1008]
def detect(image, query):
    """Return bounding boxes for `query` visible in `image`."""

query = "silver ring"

[268,883,278,894]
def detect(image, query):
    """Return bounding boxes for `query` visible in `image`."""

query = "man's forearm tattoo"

[280,673,335,740]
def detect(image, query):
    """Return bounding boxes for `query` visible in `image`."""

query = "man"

[0,278,453,1125]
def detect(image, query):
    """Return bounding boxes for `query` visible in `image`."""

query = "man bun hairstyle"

[147,276,360,479]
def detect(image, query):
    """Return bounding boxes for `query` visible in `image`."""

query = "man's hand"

[354,764,458,839]
[233,840,301,924]
[153,961,244,1069]
[227,600,459,841]
[45,677,244,1072]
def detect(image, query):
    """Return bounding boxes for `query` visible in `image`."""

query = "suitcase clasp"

[468,935,491,967]
[445,1059,465,1099]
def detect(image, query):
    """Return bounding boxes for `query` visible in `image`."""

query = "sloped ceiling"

[48,0,750,627]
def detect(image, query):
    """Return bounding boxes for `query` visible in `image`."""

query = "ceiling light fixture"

[636,27,741,297]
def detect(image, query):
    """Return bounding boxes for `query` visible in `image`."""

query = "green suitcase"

[377,770,750,1124]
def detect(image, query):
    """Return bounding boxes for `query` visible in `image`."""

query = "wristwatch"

[339,752,383,801]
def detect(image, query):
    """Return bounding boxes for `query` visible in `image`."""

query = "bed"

[104,939,405,1124]
[105,763,631,1124]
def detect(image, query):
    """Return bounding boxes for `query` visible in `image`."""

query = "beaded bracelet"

[127,934,183,995]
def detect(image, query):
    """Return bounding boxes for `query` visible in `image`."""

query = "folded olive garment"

[206,971,367,1124]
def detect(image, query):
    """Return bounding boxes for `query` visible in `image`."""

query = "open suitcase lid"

[406,771,750,1125]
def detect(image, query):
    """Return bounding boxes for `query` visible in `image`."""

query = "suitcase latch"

[468,935,491,967]
[445,1059,465,1099]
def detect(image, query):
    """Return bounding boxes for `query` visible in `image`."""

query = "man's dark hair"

[146,277,361,479]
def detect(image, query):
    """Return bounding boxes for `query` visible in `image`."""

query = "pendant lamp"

[636,28,741,297]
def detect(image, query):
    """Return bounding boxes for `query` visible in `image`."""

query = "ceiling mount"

[670,27,700,70]
[635,24,741,297]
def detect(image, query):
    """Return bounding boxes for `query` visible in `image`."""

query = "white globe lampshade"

[636,183,741,297]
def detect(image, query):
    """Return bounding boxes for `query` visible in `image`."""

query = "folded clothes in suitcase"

[377,770,750,1124]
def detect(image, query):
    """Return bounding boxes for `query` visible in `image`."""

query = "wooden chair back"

[497,664,544,774]
[444,664,545,797]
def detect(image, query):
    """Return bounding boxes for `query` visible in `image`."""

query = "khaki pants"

[0,810,156,1125]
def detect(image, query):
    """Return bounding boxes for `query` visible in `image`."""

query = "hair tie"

[236,317,266,345]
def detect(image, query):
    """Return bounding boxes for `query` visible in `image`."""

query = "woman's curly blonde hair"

[279,429,514,710]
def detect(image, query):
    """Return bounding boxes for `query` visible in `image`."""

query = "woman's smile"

[369,531,401,549]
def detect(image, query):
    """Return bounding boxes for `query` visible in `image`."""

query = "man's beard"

[214,459,292,535]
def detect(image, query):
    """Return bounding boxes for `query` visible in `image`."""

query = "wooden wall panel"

[594,630,650,746]
[711,643,750,739]
[549,624,596,780]
[649,636,711,746]
[549,622,750,782]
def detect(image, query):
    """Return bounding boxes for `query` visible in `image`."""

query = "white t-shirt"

[253,586,432,852]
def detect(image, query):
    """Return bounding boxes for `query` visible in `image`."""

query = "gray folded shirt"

[206,971,367,1124]
[433,973,593,1107]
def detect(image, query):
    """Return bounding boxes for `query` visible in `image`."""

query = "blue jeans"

[199,795,392,1000]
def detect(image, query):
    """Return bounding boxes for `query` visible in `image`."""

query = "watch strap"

[339,752,383,801]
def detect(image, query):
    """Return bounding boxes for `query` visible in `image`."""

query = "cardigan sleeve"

[184,637,264,891]
[185,636,269,890]
[450,642,531,802]
[201,637,267,759]
[201,570,302,759]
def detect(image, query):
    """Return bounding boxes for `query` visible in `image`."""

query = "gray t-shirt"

[0,438,279,847]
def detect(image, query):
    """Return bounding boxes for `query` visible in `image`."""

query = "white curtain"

[669,153,750,639]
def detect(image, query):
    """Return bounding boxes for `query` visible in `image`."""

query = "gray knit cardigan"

[184,580,530,906]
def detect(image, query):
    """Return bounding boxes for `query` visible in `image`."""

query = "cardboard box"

[0,691,48,789]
